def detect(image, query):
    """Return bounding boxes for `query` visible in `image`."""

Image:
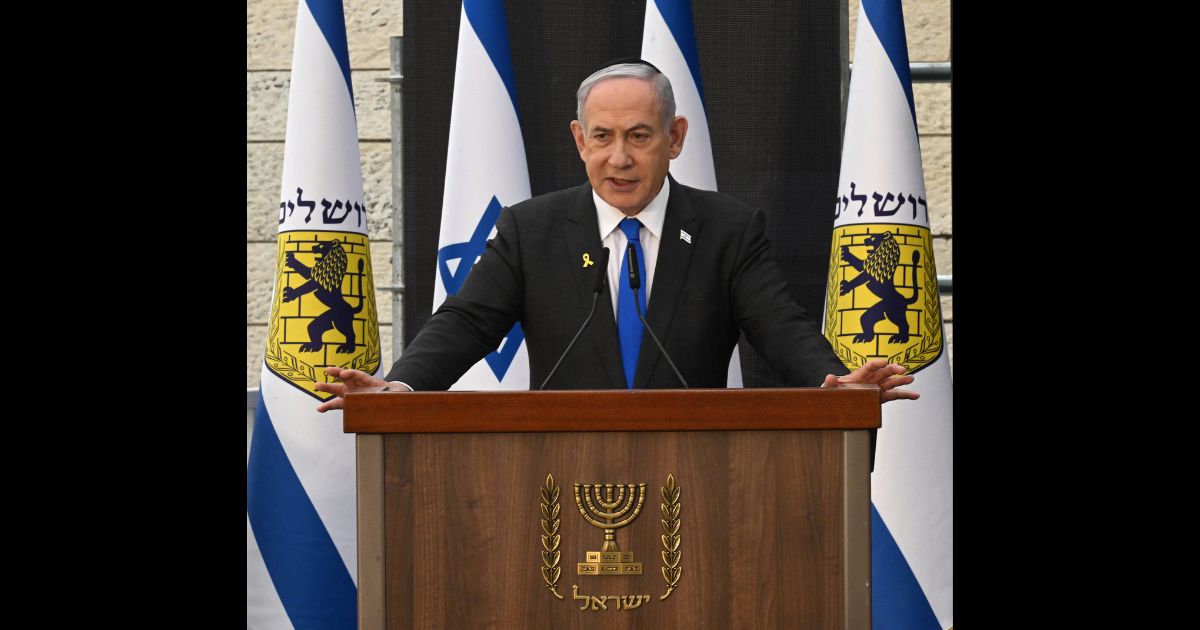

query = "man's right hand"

[315,366,392,412]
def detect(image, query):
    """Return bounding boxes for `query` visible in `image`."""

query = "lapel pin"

[582,252,594,267]
[680,229,692,244]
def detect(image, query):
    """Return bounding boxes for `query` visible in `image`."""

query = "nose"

[607,138,633,168]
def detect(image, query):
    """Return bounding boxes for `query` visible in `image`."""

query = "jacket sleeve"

[384,206,525,390]
[730,210,849,386]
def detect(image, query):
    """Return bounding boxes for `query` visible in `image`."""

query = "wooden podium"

[344,387,878,629]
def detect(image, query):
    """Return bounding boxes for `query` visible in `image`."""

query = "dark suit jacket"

[386,177,848,390]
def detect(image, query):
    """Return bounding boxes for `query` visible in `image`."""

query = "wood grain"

[377,430,862,629]
[344,387,880,434]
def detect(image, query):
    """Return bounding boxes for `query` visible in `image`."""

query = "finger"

[857,358,889,374]
[316,397,346,413]
[845,358,889,382]
[867,363,906,385]
[325,367,378,389]
[878,372,912,386]
[879,374,915,390]
[336,368,366,381]
[820,374,841,388]
[350,374,388,389]
[314,381,347,396]
[881,389,920,403]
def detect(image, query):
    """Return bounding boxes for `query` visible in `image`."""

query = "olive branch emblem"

[540,474,563,599]
[660,474,681,600]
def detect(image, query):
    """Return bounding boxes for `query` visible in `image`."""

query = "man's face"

[570,77,688,216]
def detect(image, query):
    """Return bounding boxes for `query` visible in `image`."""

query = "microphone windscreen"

[625,243,641,290]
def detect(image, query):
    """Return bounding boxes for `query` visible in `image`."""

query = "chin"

[604,189,646,207]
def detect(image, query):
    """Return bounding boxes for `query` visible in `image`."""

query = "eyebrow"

[590,123,656,134]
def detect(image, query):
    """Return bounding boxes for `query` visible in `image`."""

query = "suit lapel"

[563,184,626,389]
[634,177,701,389]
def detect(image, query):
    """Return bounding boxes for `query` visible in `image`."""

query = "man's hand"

[820,358,919,404]
[314,366,391,412]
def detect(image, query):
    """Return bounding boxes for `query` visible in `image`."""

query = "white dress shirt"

[593,178,669,316]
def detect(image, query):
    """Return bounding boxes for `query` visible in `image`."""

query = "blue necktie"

[617,218,647,389]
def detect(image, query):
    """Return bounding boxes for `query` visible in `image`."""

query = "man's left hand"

[820,358,919,404]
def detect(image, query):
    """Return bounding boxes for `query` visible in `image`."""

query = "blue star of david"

[436,196,525,381]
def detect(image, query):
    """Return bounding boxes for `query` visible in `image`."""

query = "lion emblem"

[282,239,365,353]
[838,232,920,343]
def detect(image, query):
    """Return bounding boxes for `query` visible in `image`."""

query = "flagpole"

[387,34,406,360]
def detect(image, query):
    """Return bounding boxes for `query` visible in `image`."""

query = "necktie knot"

[619,217,642,242]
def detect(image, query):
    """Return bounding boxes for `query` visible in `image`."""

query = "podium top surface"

[343,386,881,434]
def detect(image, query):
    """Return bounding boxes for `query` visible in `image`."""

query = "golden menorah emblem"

[574,482,647,576]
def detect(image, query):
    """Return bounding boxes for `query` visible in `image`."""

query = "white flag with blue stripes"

[248,0,380,627]
[823,1,952,628]
[432,0,532,390]
[640,0,742,386]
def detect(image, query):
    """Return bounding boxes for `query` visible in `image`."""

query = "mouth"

[606,177,638,191]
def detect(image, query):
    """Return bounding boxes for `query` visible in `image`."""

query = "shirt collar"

[593,177,669,241]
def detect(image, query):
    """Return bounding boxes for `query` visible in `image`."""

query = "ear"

[569,120,587,159]
[668,115,689,159]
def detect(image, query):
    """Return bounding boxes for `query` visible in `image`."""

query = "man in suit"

[315,60,917,410]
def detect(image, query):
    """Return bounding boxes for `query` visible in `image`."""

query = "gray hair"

[575,63,676,131]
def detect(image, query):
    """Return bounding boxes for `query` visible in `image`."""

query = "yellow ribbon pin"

[582,253,593,268]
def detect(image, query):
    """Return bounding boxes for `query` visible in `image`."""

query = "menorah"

[574,482,647,575]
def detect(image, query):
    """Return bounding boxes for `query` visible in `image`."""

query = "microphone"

[625,243,689,389]
[539,247,610,390]
[625,243,640,290]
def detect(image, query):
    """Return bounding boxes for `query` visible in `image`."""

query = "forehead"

[581,77,661,129]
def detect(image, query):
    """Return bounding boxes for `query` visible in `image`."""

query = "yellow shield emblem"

[823,224,943,373]
[265,231,381,399]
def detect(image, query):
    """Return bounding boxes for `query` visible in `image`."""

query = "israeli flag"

[831,0,953,627]
[640,0,742,386]
[247,0,378,627]
[432,0,532,390]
